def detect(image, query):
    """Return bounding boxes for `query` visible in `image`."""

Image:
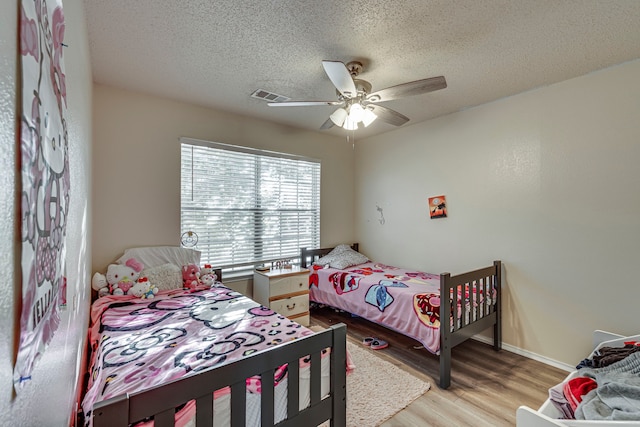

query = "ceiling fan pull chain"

[347,130,356,149]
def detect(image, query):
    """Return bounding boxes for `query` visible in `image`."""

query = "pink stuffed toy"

[182,264,201,291]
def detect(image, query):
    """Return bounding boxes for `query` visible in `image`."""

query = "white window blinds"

[180,138,320,276]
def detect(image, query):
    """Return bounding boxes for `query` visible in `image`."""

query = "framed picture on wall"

[429,195,447,219]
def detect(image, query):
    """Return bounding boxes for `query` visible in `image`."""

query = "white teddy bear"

[91,272,110,297]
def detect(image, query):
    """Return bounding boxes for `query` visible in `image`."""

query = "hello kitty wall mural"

[15,0,69,392]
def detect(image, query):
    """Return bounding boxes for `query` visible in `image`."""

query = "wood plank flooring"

[310,306,568,427]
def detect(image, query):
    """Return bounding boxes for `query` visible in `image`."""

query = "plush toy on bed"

[199,264,218,287]
[91,258,146,297]
[129,276,159,299]
[91,272,111,297]
[106,258,145,295]
[182,264,201,291]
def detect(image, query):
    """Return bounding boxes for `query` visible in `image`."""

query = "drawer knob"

[286,303,296,310]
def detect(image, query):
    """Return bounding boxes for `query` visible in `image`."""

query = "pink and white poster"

[15,0,69,392]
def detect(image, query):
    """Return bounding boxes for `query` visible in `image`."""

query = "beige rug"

[312,326,431,426]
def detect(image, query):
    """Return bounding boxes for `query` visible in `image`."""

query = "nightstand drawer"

[270,294,309,317]
[289,313,309,327]
[269,274,308,297]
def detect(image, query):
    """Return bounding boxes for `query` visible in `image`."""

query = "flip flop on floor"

[362,337,375,346]
[370,339,388,350]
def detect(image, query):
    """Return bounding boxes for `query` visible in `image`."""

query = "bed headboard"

[91,246,223,302]
[300,243,359,268]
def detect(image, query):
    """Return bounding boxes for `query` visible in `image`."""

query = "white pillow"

[141,263,183,291]
[330,244,354,254]
[116,246,201,269]
[314,246,369,270]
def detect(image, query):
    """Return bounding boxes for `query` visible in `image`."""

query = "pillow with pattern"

[314,246,369,270]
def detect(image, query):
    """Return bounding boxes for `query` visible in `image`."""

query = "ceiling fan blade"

[369,104,410,126]
[367,76,447,102]
[322,60,357,98]
[267,100,342,107]
[319,117,335,130]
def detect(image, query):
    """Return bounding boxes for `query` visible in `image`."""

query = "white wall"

[0,0,92,425]
[355,59,640,366]
[92,85,355,294]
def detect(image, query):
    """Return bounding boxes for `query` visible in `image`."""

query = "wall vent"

[251,89,290,103]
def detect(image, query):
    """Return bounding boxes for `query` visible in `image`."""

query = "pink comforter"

[309,262,494,354]
[82,285,318,426]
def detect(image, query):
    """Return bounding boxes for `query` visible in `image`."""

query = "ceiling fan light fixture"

[348,103,365,122]
[343,115,359,130]
[329,108,348,126]
[362,108,377,127]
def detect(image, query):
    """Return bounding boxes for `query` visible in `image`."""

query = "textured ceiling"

[84,0,640,139]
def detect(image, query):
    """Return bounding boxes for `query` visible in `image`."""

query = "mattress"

[82,285,335,426]
[310,261,496,354]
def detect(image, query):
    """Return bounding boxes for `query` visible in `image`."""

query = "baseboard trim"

[472,335,573,372]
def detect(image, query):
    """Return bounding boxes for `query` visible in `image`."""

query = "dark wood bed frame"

[301,244,502,389]
[89,268,348,427]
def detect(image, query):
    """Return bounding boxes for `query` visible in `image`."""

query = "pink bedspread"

[82,285,320,426]
[309,262,494,354]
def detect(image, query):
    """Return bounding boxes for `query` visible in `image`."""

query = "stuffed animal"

[200,264,218,287]
[182,264,201,291]
[200,264,213,276]
[106,258,144,295]
[130,276,159,299]
[91,272,110,297]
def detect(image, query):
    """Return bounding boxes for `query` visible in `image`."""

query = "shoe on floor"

[362,337,375,346]
[370,339,388,350]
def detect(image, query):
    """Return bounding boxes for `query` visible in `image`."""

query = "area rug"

[312,326,431,426]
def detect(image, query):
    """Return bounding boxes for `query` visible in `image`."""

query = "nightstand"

[253,266,310,326]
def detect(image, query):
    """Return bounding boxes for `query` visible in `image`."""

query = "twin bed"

[82,247,347,427]
[301,243,502,389]
[81,244,501,426]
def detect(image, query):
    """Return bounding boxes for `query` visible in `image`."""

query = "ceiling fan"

[267,60,447,130]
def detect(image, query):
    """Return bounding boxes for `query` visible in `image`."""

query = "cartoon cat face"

[106,264,141,286]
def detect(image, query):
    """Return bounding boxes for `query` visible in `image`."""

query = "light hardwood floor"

[310,306,568,427]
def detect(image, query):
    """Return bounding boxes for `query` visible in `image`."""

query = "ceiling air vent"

[251,89,290,103]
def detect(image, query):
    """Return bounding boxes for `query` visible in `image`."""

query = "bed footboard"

[92,324,347,427]
[439,260,502,389]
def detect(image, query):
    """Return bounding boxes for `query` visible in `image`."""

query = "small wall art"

[429,195,447,219]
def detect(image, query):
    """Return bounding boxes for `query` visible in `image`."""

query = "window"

[180,138,320,277]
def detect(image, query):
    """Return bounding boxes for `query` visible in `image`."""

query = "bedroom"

[1,0,640,426]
